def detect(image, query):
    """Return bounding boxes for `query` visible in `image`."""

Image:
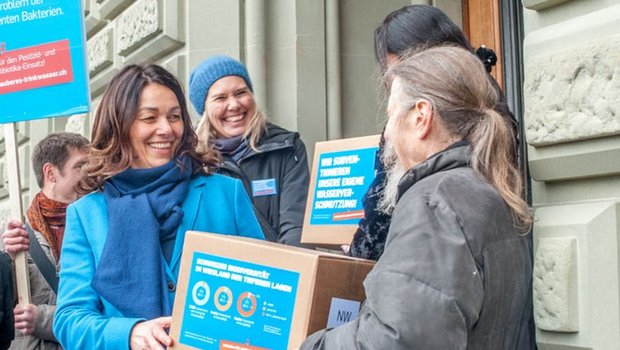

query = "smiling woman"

[189,55,310,246]
[129,83,184,169]
[52,64,265,350]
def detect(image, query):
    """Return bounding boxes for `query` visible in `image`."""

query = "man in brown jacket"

[2,132,88,350]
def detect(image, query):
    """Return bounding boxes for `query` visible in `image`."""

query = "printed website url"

[0,69,68,88]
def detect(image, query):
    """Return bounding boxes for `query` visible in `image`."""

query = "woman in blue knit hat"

[189,55,310,246]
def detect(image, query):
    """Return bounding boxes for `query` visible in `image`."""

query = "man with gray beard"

[375,141,405,216]
[303,46,534,349]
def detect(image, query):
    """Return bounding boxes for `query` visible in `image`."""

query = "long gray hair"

[388,46,531,231]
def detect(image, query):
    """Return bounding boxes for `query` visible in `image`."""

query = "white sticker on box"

[326,297,361,328]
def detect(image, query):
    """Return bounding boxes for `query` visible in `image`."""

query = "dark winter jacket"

[348,136,390,260]
[303,143,535,349]
[0,251,14,350]
[219,123,310,245]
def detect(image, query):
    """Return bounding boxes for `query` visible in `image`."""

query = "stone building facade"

[523,0,620,348]
[1,0,619,348]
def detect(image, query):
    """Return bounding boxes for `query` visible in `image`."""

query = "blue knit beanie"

[188,55,254,115]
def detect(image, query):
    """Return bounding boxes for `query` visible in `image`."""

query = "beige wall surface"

[523,0,620,348]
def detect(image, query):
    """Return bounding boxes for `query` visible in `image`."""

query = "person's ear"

[413,99,434,140]
[42,163,57,183]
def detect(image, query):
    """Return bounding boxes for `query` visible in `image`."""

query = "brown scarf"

[27,192,68,261]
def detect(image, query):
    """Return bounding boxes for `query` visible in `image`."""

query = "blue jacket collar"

[170,175,209,273]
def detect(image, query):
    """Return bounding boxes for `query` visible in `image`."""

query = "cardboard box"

[170,231,375,350]
[301,134,381,247]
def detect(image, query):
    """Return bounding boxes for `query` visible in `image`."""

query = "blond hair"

[195,98,266,154]
[389,46,531,231]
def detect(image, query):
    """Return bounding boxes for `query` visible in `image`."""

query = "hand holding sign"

[0,0,89,306]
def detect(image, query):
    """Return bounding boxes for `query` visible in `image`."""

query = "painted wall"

[522,0,620,348]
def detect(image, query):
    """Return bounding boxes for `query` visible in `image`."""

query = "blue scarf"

[91,156,193,319]
[213,136,250,162]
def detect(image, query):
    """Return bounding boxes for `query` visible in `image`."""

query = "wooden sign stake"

[4,122,31,305]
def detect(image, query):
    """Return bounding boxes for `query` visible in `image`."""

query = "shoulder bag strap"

[26,224,58,294]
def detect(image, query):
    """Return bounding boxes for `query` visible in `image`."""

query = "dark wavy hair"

[79,64,219,193]
[374,5,519,165]
[374,5,473,74]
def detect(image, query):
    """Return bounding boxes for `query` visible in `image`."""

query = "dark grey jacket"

[219,123,309,245]
[303,143,534,349]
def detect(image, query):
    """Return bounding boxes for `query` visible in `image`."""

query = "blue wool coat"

[53,174,264,350]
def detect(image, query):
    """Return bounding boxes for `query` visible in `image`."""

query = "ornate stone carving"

[115,0,183,65]
[524,35,620,146]
[88,27,114,77]
[533,237,579,332]
[117,0,160,57]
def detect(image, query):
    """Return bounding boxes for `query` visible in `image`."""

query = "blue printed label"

[310,147,378,225]
[179,252,299,350]
[252,178,277,197]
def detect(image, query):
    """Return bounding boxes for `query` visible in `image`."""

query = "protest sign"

[301,135,380,246]
[0,0,89,304]
[0,0,89,122]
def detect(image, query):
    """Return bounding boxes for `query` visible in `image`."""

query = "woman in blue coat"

[53,64,264,350]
